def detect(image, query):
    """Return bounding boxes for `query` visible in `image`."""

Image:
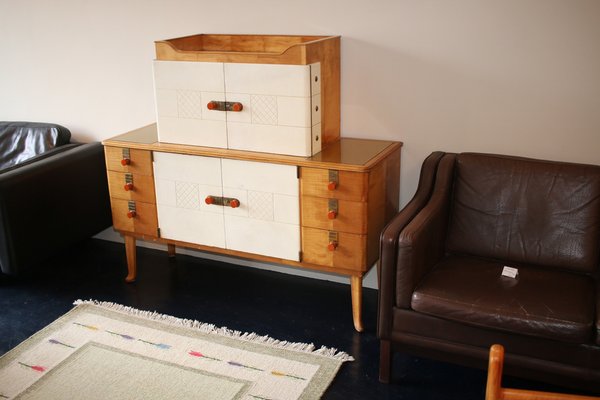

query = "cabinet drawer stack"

[300,168,369,271]
[105,147,158,237]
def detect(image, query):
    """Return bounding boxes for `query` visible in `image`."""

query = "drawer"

[107,171,156,203]
[301,197,367,234]
[301,227,366,271]
[110,199,158,237]
[105,146,153,175]
[300,167,367,202]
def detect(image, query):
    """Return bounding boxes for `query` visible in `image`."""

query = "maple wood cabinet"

[104,34,401,331]
[103,124,401,331]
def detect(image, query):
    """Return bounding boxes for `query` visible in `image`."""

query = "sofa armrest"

[378,151,445,337]
[0,142,112,275]
[394,154,457,308]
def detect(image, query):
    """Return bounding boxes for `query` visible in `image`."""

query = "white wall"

[2,0,600,288]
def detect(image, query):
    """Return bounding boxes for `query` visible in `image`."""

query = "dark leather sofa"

[378,151,600,392]
[0,122,112,276]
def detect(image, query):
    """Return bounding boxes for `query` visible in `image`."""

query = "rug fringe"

[74,299,354,362]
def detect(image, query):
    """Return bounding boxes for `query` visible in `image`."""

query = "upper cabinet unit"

[152,34,340,157]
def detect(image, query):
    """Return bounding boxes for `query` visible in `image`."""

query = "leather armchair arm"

[393,154,456,309]
[378,151,445,337]
[0,142,112,275]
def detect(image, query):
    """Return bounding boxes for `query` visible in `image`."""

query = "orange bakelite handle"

[121,158,131,166]
[327,181,337,191]
[229,199,240,208]
[327,210,337,220]
[207,101,219,110]
[205,196,215,205]
[230,102,243,112]
[124,183,134,191]
[127,210,136,218]
[327,241,338,251]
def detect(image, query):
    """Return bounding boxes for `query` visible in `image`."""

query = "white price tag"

[501,266,518,279]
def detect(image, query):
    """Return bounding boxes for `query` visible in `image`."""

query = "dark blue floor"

[0,239,595,399]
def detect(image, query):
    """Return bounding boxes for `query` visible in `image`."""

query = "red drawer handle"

[121,158,131,166]
[124,183,134,191]
[327,241,338,251]
[327,181,337,191]
[207,101,244,112]
[205,196,240,208]
[327,210,337,220]
[127,210,136,219]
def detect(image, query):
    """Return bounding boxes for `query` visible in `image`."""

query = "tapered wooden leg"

[350,275,364,332]
[379,339,392,383]
[485,345,503,400]
[124,235,137,283]
[167,244,176,258]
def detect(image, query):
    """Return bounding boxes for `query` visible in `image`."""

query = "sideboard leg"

[350,275,364,332]
[124,235,137,283]
[167,244,176,258]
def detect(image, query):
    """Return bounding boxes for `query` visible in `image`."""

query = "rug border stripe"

[73,299,354,362]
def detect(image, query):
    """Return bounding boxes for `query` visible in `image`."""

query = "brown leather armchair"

[378,152,600,392]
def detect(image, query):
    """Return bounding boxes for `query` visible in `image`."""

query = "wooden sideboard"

[103,124,401,331]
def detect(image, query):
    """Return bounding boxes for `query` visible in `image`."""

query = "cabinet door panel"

[227,123,312,157]
[224,64,311,97]
[221,159,300,260]
[153,61,227,148]
[224,63,313,156]
[153,152,225,247]
[157,205,225,248]
[225,216,300,261]
[222,159,298,196]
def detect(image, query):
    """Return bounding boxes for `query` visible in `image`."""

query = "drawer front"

[301,197,367,234]
[111,199,158,237]
[105,147,153,175]
[107,171,156,203]
[300,168,367,201]
[301,227,366,271]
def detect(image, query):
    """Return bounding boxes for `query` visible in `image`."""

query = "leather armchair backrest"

[0,122,71,171]
[446,153,600,273]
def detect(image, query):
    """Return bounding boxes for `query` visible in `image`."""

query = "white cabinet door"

[153,152,300,261]
[221,159,300,261]
[224,63,313,157]
[153,61,322,157]
[153,61,228,148]
[153,152,226,248]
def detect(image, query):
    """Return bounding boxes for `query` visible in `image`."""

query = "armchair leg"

[379,339,392,383]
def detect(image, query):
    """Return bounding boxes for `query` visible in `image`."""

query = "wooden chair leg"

[379,339,392,383]
[485,344,600,400]
[486,344,504,400]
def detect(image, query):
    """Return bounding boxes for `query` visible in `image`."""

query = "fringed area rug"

[0,300,353,400]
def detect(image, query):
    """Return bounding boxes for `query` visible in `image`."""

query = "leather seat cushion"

[411,255,595,343]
